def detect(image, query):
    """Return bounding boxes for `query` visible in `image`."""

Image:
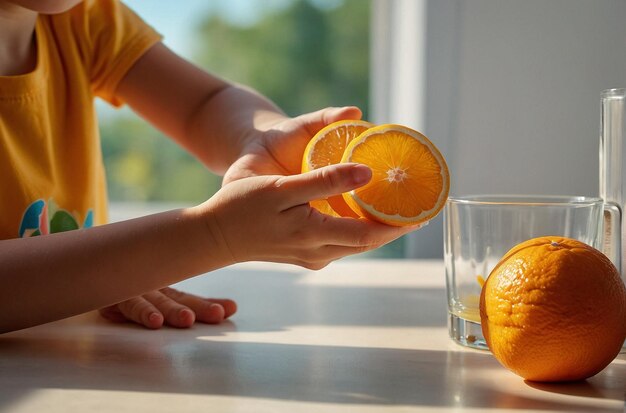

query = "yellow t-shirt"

[0,0,161,240]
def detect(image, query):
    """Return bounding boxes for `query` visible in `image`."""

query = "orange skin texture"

[480,236,626,382]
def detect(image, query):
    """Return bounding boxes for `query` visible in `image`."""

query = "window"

[100,0,407,257]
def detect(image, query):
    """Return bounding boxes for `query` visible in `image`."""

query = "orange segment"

[302,119,374,217]
[340,124,449,226]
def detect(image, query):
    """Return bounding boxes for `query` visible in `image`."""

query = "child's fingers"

[204,298,238,319]
[106,291,235,329]
[276,163,371,208]
[293,242,409,270]
[296,106,362,137]
[314,217,413,248]
[98,305,128,323]
[115,296,164,329]
[143,290,196,328]
[299,244,376,269]
[160,287,236,324]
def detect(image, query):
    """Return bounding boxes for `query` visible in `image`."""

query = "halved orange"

[302,119,374,217]
[340,124,449,226]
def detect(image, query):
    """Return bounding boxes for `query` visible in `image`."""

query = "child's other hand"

[99,287,237,329]
[203,163,418,269]
[223,106,362,184]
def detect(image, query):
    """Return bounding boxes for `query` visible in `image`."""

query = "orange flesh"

[306,122,371,170]
[303,120,372,217]
[348,132,445,219]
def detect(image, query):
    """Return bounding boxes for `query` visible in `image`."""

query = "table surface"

[1,259,624,413]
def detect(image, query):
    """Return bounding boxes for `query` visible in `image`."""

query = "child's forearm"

[0,206,230,333]
[115,42,286,175]
[185,83,286,173]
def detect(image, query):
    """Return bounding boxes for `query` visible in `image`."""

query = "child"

[0,0,419,333]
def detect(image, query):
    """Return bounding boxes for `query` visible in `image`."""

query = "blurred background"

[100,0,626,258]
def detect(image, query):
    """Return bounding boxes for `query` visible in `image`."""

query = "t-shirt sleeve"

[76,0,163,106]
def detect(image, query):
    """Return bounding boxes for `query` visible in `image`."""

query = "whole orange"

[479,236,626,382]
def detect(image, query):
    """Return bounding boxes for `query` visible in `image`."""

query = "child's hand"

[98,157,414,330]
[222,106,362,184]
[97,163,415,330]
[204,163,418,269]
[99,287,237,329]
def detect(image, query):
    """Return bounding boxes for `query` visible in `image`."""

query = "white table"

[0,260,624,412]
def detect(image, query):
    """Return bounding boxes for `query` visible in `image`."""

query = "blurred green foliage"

[100,116,221,202]
[100,0,370,203]
[195,0,370,117]
[99,0,404,256]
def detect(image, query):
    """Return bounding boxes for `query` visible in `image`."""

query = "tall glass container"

[600,89,625,274]
[599,88,626,352]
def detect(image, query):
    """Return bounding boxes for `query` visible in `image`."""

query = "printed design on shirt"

[19,199,93,237]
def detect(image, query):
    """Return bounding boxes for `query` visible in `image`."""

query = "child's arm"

[95,41,374,329]
[114,42,360,179]
[1,164,414,333]
[2,205,223,333]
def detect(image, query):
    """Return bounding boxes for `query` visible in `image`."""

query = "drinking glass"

[444,195,604,350]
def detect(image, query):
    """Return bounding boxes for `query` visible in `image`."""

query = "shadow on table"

[0,332,623,412]
[0,263,623,411]
[526,373,626,401]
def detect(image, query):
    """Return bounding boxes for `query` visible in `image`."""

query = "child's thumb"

[297,106,362,134]
[277,163,372,207]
